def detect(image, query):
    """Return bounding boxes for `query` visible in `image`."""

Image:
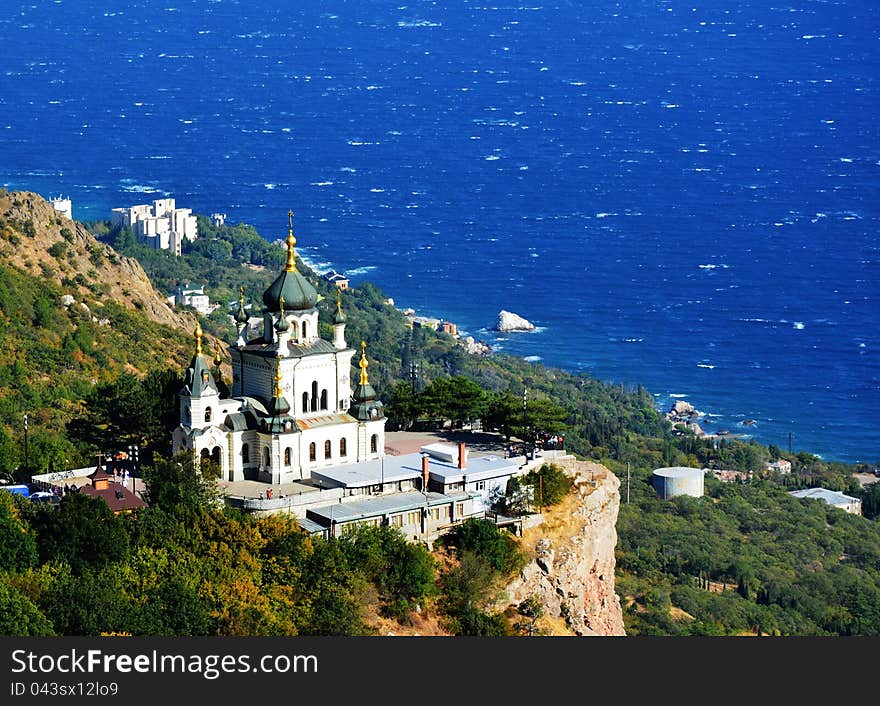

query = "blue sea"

[1,1,877,463]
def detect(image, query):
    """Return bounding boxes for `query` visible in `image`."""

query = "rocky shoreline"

[393,303,528,358]
[665,400,746,441]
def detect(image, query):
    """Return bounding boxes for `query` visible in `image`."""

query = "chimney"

[421,454,430,492]
[458,442,467,469]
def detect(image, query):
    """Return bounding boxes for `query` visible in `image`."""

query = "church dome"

[263,269,317,312]
[262,212,318,312]
[333,290,347,324]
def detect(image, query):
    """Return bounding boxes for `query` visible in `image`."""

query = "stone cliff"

[502,458,626,636]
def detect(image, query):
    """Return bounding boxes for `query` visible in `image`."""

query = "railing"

[224,486,343,512]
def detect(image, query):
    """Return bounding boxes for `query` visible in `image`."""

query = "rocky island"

[494,309,536,332]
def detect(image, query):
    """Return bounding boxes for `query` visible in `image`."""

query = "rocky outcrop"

[460,335,491,355]
[494,309,536,332]
[669,400,698,418]
[503,460,626,636]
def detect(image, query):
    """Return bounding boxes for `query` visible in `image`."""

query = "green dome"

[274,312,290,333]
[262,269,317,312]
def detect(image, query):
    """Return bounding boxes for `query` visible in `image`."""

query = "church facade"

[171,213,386,484]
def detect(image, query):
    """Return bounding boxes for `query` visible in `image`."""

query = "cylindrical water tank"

[652,466,704,499]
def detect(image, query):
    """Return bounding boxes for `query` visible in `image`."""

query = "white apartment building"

[111,197,198,256]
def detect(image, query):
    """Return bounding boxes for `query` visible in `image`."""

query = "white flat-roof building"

[311,457,422,496]
[321,270,350,289]
[49,195,72,220]
[175,284,215,316]
[111,197,197,256]
[789,487,862,515]
[306,490,482,541]
[311,442,520,514]
[768,459,792,475]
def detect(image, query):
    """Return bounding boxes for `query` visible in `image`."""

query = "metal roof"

[789,487,860,506]
[311,456,423,488]
[311,451,519,488]
[427,454,518,483]
[306,490,473,524]
[296,517,328,534]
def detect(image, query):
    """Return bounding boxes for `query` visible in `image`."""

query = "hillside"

[0,191,876,637]
[0,190,206,475]
[0,191,194,331]
[614,468,880,636]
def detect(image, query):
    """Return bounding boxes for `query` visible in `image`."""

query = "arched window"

[340,438,347,457]
[302,392,309,415]
[370,434,378,454]
[242,443,250,464]
[320,389,328,411]
[302,321,308,340]
[309,442,316,462]
[284,448,291,466]
[311,381,318,412]
[324,440,331,459]
[204,407,212,423]
[263,447,270,468]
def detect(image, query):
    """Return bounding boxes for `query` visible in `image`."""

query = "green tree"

[443,518,525,575]
[0,426,20,475]
[523,463,573,508]
[440,550,498,615]
[32,493,129,574]
[338,525,437,621]
[0,492,38,572]
[513,595,546,636]
[386,381,421,430]
[860,482,880,520]
[296,539,369,635]
[0,583,54,636]
[142,453,220,516]
[66,371,168,450]
[484,391,521,441]
[39,567,129,635]
[133,576,216,636]
[419,376,487,428]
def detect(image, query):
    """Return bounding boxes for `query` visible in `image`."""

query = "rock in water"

[495,309,536,332]
[671,400,697,417]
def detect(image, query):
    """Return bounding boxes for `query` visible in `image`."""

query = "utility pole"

[22,414,28,471]
[627,462,631,504]
[538,473,543,514]
[410,360,419,393]
[522,387,528,458]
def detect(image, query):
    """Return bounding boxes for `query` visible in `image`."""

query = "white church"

[171,212,386,484]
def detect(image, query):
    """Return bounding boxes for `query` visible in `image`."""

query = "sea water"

[0,1,877,463]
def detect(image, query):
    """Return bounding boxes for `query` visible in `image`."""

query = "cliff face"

[0,190,195,332]
[504,460,626,636]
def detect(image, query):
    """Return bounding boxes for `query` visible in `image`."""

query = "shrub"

[442,518,525,575]
[506,463,573,513]
[49,240,67,259]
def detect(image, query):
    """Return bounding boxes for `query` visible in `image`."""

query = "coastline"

[298,251,855,460]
